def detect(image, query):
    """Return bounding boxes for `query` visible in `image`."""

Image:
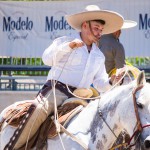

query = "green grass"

[0,57,48,76]
[126,57,150,67]
[1,57,150,76]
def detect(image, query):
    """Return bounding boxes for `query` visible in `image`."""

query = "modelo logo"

[3,17,33,31]
[139,13,150,30]
[45,16,72,32]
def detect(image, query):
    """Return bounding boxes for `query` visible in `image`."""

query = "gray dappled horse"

[1,71,150,150]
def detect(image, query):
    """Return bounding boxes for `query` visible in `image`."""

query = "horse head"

[88,71,150,150]
[133,71,150,150]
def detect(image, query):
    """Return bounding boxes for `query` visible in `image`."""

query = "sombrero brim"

[121,20,137,29]
[65,10,124,34]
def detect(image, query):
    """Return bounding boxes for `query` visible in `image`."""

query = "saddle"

[48,99,87,138]
[0,98,88,149]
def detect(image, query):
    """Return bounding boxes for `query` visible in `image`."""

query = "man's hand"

[69,39,84,49]
[109,67,126,85]
[110,73,124,85]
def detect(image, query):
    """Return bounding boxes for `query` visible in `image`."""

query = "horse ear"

[136,70,146,86]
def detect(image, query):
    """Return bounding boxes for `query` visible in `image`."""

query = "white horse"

[1,71,150,150]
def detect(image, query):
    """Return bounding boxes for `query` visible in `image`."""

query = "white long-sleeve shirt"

[42,33,111,92]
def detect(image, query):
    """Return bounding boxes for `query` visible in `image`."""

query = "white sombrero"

[121,20,137,29]
[65,5,124,34]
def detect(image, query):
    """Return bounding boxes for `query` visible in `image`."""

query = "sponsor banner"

[0,0,149,57]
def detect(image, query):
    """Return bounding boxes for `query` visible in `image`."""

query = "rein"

[132,85,144,132]
[127,124,150,148]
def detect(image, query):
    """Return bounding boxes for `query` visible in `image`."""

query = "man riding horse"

[2,5,125,149]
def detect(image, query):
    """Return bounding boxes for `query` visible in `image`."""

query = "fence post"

[12,79,17,90]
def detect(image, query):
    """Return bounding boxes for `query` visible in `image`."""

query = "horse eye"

[137,102,143,109]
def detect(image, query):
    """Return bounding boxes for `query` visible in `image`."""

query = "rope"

[49,46,90,149]
[66,65,133,101]
[60,124,89,150]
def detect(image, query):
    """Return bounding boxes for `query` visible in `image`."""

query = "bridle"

[127,84,150,149]
[99,84,150,150]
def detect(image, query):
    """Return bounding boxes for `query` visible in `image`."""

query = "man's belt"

[38,80,76,98]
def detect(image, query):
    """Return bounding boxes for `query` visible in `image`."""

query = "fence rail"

[0,57,150,91]
[0,76,46,91]
[0,65,150,91]
[0,65,50,72]
[0,65,149,73]
[0,65,49,91]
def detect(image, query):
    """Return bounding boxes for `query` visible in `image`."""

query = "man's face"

[86,21,104,43]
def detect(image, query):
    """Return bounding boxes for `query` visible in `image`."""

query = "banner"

[0,0,150,57]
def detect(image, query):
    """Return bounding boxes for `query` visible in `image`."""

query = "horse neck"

[66,83,148,150]
[68,99,99,129]
[66,100,99,141]
[89,85,137,145]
